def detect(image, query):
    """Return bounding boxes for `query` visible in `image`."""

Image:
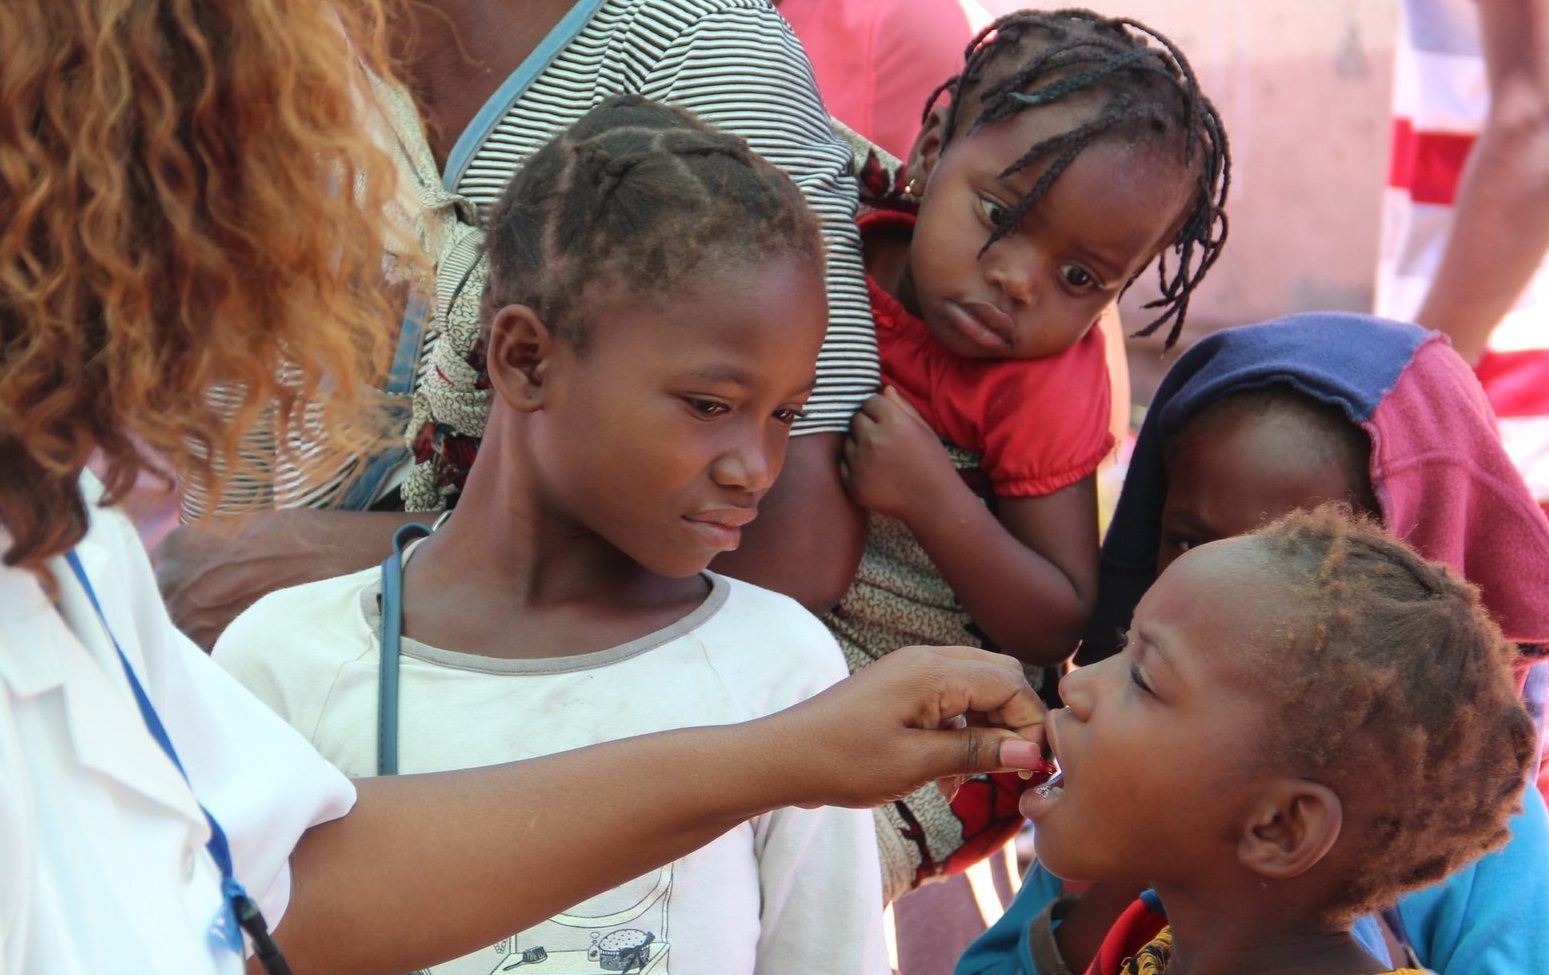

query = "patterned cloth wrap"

[824,445,1041,904]
[826,444,1002,675]
[1112,927,1428,975]
[835,118,917,214]
[1087,897,1430,975]
[357,72,491,515]
[1119,927,1172,975]
[403,244,488,513]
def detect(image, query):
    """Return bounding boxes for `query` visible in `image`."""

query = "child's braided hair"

[925,8,1229,347]
[1248,506,1535,919]
[481,95,823,349]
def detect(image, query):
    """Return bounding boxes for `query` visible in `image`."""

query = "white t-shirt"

[214,568,889,975]
[0,476,356,974]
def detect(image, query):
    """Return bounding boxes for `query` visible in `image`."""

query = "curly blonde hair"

[0,0,417,576]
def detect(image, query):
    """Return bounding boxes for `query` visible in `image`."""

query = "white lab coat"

[0,477,355,974]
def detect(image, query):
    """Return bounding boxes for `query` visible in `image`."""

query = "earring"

[904,176,921,198]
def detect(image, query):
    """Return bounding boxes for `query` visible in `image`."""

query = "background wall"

[982,0,1403,399]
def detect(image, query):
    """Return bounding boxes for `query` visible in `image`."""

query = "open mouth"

[1021,715,1067,813]
[1030,763,1064,800]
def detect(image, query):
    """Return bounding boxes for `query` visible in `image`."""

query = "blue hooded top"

[1081,312,1549,661]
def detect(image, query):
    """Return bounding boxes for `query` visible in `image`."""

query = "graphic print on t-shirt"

[407,864,674,974]
[495,864,671,973]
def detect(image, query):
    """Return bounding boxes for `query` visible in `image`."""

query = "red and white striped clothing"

[1381,0,1549,505]
[1376,0,1549,507]
[1381,3,1549,801]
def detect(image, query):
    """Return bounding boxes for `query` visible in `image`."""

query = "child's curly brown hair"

[1248,505,1535,919]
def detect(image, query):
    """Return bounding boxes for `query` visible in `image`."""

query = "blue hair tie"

[1010,47,1157,107]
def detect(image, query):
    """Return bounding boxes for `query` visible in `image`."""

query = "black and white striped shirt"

[446,0,879,433]
[187,0,878,518]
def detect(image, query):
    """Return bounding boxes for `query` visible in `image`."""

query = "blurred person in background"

[776,0,993,160]
[1376,0,1549,517]
[1377,0,1549,754]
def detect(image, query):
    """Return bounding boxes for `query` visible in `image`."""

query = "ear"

[1237,779,1342,881]
[486,303,558,412]
[905,104,952,190]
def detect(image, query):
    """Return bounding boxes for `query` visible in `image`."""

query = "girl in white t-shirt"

[216,96,889,975]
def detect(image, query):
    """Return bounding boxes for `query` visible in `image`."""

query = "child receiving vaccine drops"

[961,314,1549,975]
[1028,506,1535,975]
[827,8,1230,899]
[214,97,889,975]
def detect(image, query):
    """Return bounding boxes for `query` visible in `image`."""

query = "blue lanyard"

[64,550,293,975]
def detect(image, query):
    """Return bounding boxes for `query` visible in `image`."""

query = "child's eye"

[773,406,807,425]
[685,398,730,418]
[978,195,1013,230]
[1059,262,1098,290]
[1130,662,1157,698]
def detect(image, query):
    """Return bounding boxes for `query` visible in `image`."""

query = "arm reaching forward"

[271,644,1047,975]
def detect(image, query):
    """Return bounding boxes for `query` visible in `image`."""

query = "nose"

[709,430,781,494]
[1056,657,1101,721]
[984,248,1037,306]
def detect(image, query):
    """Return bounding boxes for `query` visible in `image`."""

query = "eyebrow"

[685,365,756,386]
[1134,623,1177,677]
[684,366,818,396]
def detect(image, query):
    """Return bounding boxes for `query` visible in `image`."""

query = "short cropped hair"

[1249,506,1535,919]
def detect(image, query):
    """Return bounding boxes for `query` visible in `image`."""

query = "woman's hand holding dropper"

[764,642,1049,807]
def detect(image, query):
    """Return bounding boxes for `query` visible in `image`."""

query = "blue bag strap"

[63,550,293,975]
[385,294,431,398]
[335,293,430,512]
[440,0,607,190]
[377,520,435,776]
